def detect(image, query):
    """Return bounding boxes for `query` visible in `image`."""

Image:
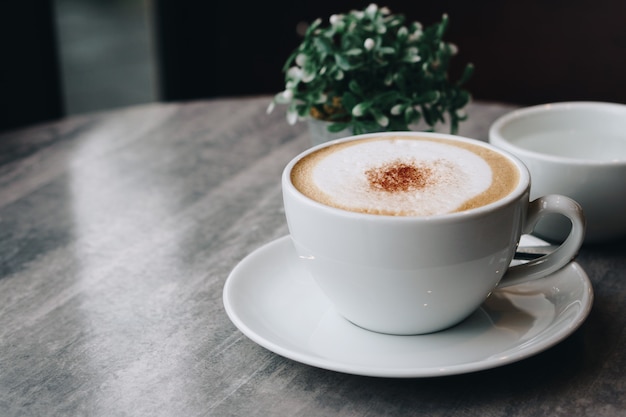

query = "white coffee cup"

[282,132,585,335]
[489,101,626,243]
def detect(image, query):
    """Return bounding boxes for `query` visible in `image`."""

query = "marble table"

[1,97,625,416]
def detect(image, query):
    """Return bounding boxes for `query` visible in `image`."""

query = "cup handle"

[497,194,586,288]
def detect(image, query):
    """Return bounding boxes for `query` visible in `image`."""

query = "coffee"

[291,136,519,216]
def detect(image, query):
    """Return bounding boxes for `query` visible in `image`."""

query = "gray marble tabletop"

[1,97,625,417]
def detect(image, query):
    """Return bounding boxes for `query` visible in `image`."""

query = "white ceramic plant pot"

[307,118,353,146]
[307,117,452,147]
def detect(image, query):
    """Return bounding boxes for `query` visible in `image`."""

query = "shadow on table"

[285,320,607,414]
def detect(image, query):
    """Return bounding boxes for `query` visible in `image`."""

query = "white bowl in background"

[489,101,626,243]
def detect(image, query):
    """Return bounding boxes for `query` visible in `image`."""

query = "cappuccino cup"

[282,132,585,335]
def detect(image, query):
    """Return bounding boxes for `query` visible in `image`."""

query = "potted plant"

[268,4,474,143]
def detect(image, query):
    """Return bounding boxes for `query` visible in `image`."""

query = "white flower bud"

[266,101,276,114]
[301,69,315,83]
[408,55,421,63]
[366,4,378,15]
[352,104,366,117]
[390,104,403,115]
[287,66,303,80]
[316,93,327,104]
[406,47,419,56]
[282,89,294,101]
[376,114,389,127]
[409,29,423,42]
[295,53,307,67]
[404,47,421,63]
[286,108,298,125]
[274,90,293,104]
[364,38,375,51]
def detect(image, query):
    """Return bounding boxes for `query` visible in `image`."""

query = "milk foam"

[308,139,494,216]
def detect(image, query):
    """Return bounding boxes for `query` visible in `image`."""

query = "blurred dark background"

[1,0,625,131]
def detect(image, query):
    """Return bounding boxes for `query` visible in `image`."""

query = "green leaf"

[452,90,471,108]
[371,109,389,127]
[335,54,352,71]
[306,18,322,36]
[348,80,362,95]
[436,14,449,39]
[457,63,474,85]
[379,47,396,55]
[341,92,357,111]
[345,48,363,56]
[314,36,333,54]
[328,122,350,132]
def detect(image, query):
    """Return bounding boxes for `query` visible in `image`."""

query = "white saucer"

[223,235,593,378]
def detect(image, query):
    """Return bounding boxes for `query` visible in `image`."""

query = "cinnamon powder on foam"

[365,160,434,193]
